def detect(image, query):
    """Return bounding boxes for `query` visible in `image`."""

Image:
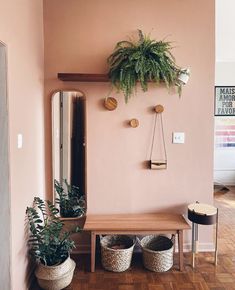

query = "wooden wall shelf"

[58,73,109,82]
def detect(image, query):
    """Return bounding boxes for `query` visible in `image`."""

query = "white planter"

[35,256,76,290]
[178,68,190,85]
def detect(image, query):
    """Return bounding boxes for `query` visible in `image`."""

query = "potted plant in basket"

[26,197,80,290]
[54,179,86,218]
[108,30,189,103]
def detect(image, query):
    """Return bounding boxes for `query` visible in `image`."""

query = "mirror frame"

[51,89,87,216]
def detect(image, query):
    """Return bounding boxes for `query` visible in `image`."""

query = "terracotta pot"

[35,256,76,290]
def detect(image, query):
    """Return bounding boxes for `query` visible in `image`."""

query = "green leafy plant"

[26,197,80,266]
[108,30,184,103]
[54,179,86,218]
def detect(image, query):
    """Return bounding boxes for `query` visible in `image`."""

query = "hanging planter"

[108,30,189,103]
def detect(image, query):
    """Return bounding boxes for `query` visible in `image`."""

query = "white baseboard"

[180,243,215,252]
[72,242,215,254]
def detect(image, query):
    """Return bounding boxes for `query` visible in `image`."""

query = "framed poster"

[215,86,235,116]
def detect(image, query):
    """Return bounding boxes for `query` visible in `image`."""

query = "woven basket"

[100,235,136,272]
[35,256,76,290]
[139,235,174,272]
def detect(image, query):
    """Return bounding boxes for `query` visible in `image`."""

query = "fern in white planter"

[108,30,188,102]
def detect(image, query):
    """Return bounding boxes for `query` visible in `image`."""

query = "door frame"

[0,40,11,290]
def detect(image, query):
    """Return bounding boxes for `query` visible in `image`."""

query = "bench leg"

[178,230,184,271]
[91,231,96,272]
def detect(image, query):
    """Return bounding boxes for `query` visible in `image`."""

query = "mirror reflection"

[52,90,86,217]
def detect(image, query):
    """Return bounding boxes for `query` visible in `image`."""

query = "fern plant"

[108,30,183,103]
[26,197,80,266]
[54,179,86,218]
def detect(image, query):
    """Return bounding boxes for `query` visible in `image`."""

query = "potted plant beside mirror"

[54,179,86,218]
[26,197,80,290]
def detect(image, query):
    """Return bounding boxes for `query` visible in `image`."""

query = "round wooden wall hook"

[129,118,139,128]
[154,104,164,113]
[104,97,118,111]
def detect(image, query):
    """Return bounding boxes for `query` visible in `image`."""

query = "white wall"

[214,0,235,185]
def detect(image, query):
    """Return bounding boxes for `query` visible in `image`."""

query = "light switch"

[173,132,185,144]
[17,134,23,149]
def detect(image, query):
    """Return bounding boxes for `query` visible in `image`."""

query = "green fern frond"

[108,30,183,102]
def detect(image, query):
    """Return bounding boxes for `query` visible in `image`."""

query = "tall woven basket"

[100,235,136,272]
[139,235,174,272]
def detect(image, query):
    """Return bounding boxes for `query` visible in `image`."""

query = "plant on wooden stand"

[108,30,188,103]
[26,197,80,290]
[54,179,86,218]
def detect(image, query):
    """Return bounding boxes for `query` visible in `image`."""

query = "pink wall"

[0,0,44,289]
[44,0,215,247]
[0,0,215,288]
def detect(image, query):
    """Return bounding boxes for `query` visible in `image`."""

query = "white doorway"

[214,0,235,187]
[0,41,11,289]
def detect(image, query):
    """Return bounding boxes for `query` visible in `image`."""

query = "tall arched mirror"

[52,90,86,218]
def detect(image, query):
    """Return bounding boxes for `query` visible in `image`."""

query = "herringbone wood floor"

[33,187,235,290]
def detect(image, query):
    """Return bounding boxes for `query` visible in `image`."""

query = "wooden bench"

[83,213,191,272]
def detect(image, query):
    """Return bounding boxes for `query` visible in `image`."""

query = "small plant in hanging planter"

[107,30,189,103]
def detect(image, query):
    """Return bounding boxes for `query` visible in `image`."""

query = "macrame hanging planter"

[149,105,167,170]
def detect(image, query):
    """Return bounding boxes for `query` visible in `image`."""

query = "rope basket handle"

[99,235,137,246]
[136,234,175,246]
[99,235,105,240]
[136,237,141,246]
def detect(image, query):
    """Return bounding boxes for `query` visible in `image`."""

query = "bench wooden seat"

[83,213,190,272]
